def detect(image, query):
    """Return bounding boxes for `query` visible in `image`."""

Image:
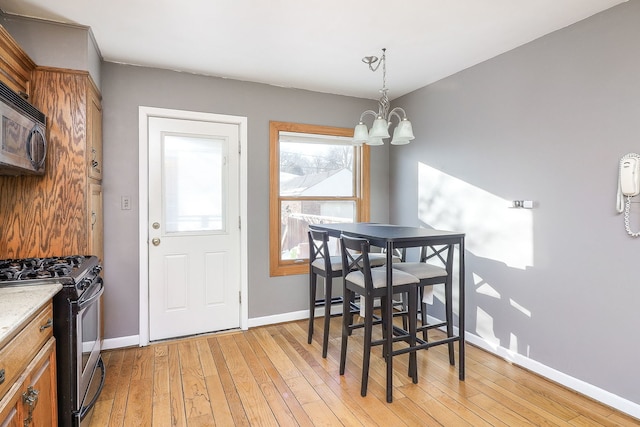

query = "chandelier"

[353,48,415,146]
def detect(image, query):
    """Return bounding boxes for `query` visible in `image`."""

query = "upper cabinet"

[0,25,104,260]
[0,26,35,97]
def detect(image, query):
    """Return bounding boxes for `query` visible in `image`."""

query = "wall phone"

[616,153,640,237]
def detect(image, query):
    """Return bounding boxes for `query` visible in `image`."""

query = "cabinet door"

[23,339,57,427]
[87,87,103,181]
[89,182,104,262]
[0,401,21,427]
[0,338,57,427]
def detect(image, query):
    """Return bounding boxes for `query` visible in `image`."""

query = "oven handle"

[75,277,104,311]
[77,355,106,420]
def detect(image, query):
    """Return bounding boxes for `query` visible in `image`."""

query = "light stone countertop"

[0,283,62,347]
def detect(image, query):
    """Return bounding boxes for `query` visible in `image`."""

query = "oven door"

[73,276,105,420]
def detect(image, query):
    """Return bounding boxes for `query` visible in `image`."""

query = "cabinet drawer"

[0,303,53,399]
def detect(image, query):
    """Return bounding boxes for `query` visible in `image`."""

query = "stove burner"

[0,255,89,282]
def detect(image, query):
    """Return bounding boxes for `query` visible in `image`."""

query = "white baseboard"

[103,335,139,350]
[247,304,353,328]
[248,309,310,328]
[104,312,640,420]
[463,330,640,420]
[422,314,640,420]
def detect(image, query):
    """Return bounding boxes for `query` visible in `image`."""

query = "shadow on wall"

[417,162,538,359]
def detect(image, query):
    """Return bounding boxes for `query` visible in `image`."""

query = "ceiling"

[0,0,628,100]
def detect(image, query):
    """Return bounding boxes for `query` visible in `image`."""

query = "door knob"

[152,238,161,246]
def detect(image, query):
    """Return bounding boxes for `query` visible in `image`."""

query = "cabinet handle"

[22,386,40,426]
[91,147,100,169]
[40,318,53,331]
[0,368,4,385]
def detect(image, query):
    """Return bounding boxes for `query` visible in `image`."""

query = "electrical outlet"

[121,196,131,210]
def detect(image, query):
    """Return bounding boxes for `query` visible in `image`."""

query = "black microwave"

[0,80,47,176]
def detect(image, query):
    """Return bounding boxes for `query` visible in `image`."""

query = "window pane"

[163,135,225,233]
[279,134,354,197]
[280,200,355,260]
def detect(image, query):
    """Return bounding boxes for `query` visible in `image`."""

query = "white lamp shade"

[390,126,410,145]
[353,123,369,144]
[369,117,390,139]
[395,119,415,140]
[366,137,384,146]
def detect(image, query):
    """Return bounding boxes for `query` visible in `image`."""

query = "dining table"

[310,222,466,402]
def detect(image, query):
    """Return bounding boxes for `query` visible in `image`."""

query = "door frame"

[138,106,248,346]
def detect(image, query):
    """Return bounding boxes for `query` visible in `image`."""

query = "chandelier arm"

[388,107,408,121]
[358,110,379,123]
[368,60,382,73]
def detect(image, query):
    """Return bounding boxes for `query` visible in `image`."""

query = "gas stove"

[0,255,101,297]
[0,254,106,426]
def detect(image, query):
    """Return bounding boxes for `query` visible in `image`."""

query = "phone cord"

[624,196,640,237]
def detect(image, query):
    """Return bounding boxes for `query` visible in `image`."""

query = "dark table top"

[311,222,465,248]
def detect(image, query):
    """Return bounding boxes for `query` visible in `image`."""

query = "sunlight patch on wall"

[509,298,532,318]
[418,163,533,269]
[476,307,500,349]
[509,332,530,358]
[473,273,501,299]
[509,333,518,353]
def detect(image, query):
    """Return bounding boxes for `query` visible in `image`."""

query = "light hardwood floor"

[87,318,639,426]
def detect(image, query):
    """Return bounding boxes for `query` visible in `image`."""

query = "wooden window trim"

[269,121,370,277]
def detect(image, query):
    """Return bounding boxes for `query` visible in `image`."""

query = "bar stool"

[307,228,399,358]
[339,234,420,397]
[307,228,344,358]
[393,244,455,364]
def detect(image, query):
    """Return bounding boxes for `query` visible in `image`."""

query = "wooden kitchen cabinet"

[89,182,104,262]
[0,303,58,426]
[0,25,35,97]
[87,86,103,181]
[0,66,104,260]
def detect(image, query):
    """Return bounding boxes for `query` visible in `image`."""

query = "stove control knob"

[79,278,91,290]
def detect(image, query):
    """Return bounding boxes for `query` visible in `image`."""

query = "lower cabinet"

[0,305,57,426]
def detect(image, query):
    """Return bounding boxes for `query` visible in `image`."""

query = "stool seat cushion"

[312,256,343,272]
[393,262,447,279]
[346,267,419,289]
[368,253,402,267]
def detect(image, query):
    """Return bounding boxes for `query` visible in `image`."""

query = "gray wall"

[100,63,390,338]
[390,1,640,405]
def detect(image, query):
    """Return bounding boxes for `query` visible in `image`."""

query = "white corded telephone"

[616,153,640,237]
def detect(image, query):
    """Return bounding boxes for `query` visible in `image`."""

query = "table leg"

[459,237,465,381]
[386,241,394,403]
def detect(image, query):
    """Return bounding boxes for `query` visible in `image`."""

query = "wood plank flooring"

[87,318,639,426]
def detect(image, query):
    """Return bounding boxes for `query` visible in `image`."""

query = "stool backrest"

[420,244,454,272]
[308,228,332,272]
[340,234,374,289]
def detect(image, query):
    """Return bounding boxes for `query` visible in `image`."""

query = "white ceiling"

[0,0,628,100]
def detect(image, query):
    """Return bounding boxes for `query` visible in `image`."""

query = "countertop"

[0,283,62,347]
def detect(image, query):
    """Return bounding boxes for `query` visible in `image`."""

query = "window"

[269,121,370,276]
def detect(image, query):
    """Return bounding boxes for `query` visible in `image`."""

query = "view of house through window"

[269,122,370,276]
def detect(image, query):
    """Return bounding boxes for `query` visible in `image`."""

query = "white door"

[148,116,240,341]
